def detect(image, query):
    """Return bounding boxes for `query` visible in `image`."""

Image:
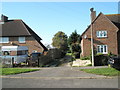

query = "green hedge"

[80,56,91,60]
[72,52,80,58]
[94,55,109,66]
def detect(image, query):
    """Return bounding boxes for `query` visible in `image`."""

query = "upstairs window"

[0,37,9,43]
[19,37,25,43]
[96,31,107,38]
[97,45,108,54]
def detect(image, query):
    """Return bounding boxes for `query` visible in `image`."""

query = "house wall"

[1,36,44,55]
[81,13,119,57]
[81,28,91,57]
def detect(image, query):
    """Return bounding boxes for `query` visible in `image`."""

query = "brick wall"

[81,13,119,57]
[2,36,44,54]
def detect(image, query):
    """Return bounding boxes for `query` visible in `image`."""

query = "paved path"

[1,67,119,88]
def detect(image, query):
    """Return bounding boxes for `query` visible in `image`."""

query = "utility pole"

[90,8,94,67]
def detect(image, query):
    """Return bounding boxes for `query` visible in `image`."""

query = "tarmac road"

[1,67,119,88]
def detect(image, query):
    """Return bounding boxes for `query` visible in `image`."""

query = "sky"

[2,2,119,45]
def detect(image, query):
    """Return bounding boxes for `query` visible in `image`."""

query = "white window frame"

[0,37,9,43]
[97,45,108,54]
[96,31,107,38]
[19,37,25,43]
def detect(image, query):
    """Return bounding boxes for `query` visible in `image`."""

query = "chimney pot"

[1,15,8,22]
[90,8,94,12]
[90,8,96,22]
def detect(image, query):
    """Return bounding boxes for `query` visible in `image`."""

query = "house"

[81,8,120,57]
[0,15,48,55]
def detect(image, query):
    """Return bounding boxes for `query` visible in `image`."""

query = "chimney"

[90,8,96,22]
[1,14,8,22]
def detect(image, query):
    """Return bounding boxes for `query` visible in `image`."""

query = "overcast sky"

[2,2,118,45]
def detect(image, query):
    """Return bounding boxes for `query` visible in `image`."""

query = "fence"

[1,57,14,68]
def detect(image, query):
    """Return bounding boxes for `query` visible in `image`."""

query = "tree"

[68,30,81,46]
[68,30,82,58]
[52,31,68,56]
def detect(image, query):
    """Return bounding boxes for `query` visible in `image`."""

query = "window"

[19,37,25,43]
[96,31,107,38]
[97,45,108,54]
[0,37,9,43]
[17,50,28,55]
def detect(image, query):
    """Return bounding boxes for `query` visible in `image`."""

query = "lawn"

[81,67,120,76]
[0,68,40,75]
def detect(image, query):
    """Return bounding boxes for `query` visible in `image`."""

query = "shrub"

[38,48,65,67]
[108,52,116,57]
[72,52,80,58]
[70,43,81,59]
[96,53,103,56]
[67,49,71,53]
[47,48,63,59]
[86,64,92,66]
[94,54,109,66]
[80,56,91,60]
[38,54,54,67]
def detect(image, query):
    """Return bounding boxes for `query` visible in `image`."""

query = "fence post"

[12,57,14,68]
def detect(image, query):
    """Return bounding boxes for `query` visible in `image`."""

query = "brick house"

[81,9,120,57]
[0,15,48,55]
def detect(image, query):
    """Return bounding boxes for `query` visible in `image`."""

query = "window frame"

[96,31,107,38]
[18,37,25,43]
[97,45,108,54]
[0,37,9,43]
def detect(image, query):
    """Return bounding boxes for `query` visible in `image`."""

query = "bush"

[70,43,81,59]
[67,49,71,53]
[94,54,109,66]
[47,48,63,59]
[80,56,91,60]
[86,64,92,66]
[72,52,80,58]
[38,48,64,67]
[108,52,116,57]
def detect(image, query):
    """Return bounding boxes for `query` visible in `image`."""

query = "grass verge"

[0,68,40,75]
[81,67,120,76]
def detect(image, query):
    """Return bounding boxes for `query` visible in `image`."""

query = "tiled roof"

[1,20,30,36]
[0,15,48,51]
[105,14,120,23]
[0,19,42,41]
[81,13,120,36]
[0,19,48,51]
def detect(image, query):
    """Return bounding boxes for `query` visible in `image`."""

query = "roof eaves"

[37,41,48,51]
[105,14,120,16]
[20,20,31,36]
[104,14,120,32]
[81,25,90,37]
[21,21,42,40]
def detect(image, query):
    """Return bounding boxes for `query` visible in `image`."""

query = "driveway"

[1,67,119,88]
